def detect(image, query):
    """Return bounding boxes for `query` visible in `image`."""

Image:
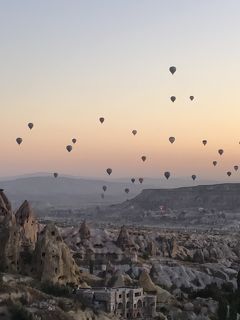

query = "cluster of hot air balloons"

[16,123,34,146]
[169,66,194,103]
[65,138,77,153]
[14,65,239,201]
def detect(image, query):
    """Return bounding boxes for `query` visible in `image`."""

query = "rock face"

[116,225,134,250]
[15,200,39,247]
[126,183,240,210]
[79,220,91,241]
[139,269,175,304]
[0,189,11,218]
[0,212,21,273]
[33,224,81,285]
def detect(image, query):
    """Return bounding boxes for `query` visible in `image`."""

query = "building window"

[135,292,141,297]
[119,294,122,298]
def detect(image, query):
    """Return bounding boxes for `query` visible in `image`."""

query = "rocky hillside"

[130,183,240,211]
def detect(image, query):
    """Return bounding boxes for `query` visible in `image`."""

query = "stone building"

[76,287,156,319]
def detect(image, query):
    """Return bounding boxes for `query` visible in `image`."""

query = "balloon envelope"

[169,66,176,75]
[106,168,112,175]
[202,140,207,146]
[99,117,105,124]
[16,138,23,145]
[170,96,176,103]
[139,178,144,184]
[234,165,239,171]
[103,185,107,192]
[213,161,217,167]
[218,149,224,156]
[66,145,72,152]
[141,156,147,162]
[189,96,194,101]
[192,175,197,181]
[53,173,58,178]
[28,123,34,130]
[169,137,175,144]
[72,138,77,144]
[227,171,232,177]
[132,130,137,136]
[131,178,135,183]
[164,172,170,180]
[125,188,130,194]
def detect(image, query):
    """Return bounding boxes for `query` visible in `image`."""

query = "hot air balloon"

[213,161,217,167]
[103,185,107,192]
[28,123,34,130]
[16,138,23,145]
[169,66,176,75]
[132,130,137,136]
[131,178,135,183]
[234,165,239,171]
[139,178,144,184]
[72,138,77,144]
[141,156,147,162]
[164,172,170,180]
[106,168,112,175]
[66,145,72,152]
[170,96,176,103]
[218,149,224,156]
[189,96,194,101]
[202,140,207,146]
[125,188,130,194]
[192,175,197,181]
[227,171,232,177]
[53,172,58,178]
[169,137,175,144]
[99,117,105,124]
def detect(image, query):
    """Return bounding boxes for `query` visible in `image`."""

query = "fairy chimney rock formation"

[79,220,91,241]
[15,200,39,247]
[0,189,12,219]
[33,223,81,285]
[116,225,134,250]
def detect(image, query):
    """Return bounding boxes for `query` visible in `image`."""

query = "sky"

[0,0,239,180]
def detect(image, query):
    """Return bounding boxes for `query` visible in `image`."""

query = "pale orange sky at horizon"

[0,1,239,181]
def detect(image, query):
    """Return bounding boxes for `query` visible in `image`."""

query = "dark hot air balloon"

[169,137,175,144]
[72,138,77,144]
[234,165,239,171]
[28,123,34,130]
[106,168,112,175]
[227,171,232,177]
[66,145,72,152]
[170,96,176,103]
[169,66,176,75]
[202,140,207,146]
[53,173,58,178]
[103,185,107,192]
[131,178,135,183]
[16,138,23,145]
[218,149,224,156]
[164,172,170,180]
[141,156,147,162]
[132,130,137,136]
[139,178,144,184]
[213,161,217,167]
[99,117,105,124]
[192,175,197,181]
[125,188,130,194]
[189,96,194,101]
